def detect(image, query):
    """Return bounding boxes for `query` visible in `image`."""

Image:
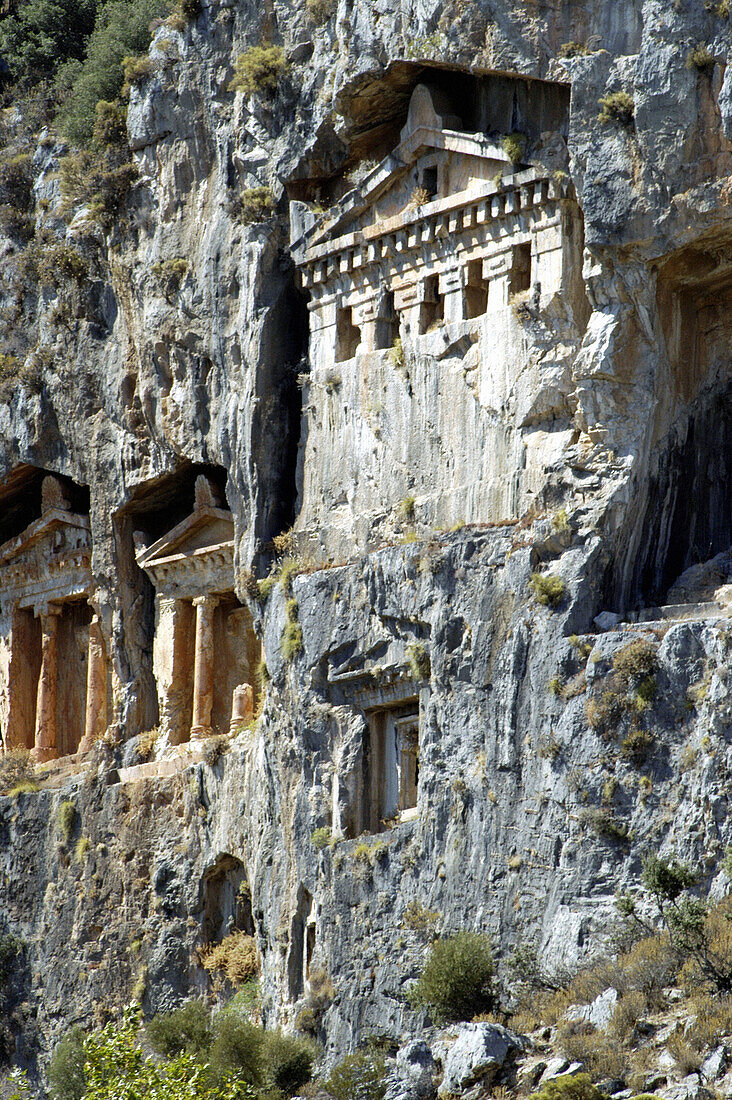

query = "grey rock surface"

[2,0,732,1093]
[436,1023,527,1096]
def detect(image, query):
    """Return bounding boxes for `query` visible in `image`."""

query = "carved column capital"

[192,594,220,610]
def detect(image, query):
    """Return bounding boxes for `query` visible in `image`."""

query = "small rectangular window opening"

[463,258,489,319]
[509,241,532,298]
[336,306,361,362]
[421,166,438,199]
[419,274,444,334]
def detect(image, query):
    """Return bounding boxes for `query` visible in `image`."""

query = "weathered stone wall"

[2,0,732,1091]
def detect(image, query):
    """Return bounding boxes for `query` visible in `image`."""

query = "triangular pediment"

[0,508,90,567]
[136,507,234,568]
[302,132,512,252]
[0,509,91,607]
[135,506,235,597]
[293,83,518,262]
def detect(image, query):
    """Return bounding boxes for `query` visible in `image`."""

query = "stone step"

[631,601,731,624]
[116,744,204,785]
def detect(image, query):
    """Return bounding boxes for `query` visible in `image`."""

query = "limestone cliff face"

[2,0,732,1089]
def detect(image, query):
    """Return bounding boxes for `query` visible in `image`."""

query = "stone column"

[229,683,254,733]
[78,615,107,754]
[32,605,61,762]
[190,595,218,741]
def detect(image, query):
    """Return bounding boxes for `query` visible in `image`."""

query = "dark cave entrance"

[609,242,732,613]
[201,854,254,945]
[622,382,732,608]
[256,264,310,546]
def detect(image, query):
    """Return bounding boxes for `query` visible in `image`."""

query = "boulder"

[566,988,619,1030]
[384,1041,438,1100]
[539,1058,586,1084]
[701,1047,726,1083]
[437,1023,528,1096]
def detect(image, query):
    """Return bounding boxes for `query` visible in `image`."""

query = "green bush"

[48,1026,86,1100]
[581,807,628,841]
[598,91,634,127]
[311,827,332,850]
[146,1000,212,1058]
[281,598,303,661]
[407,642,430,681]
[324,1050,387,1100]
[92,98,128,147]
[0,749,35,794]
[501,132,526,166]
[121,52,156,93]
[262,1031,317,1095]
[228,45,288,96]
[530,572,565,608]
[531,1073,603,1100]
[621,728,654,765]
[0,935,23,986]
[305,0,335,23]
[37,245,88,285]
[208,1014,264,1085]
[71,1005,252,1099]
[58,150,138,224]
[151,257,189,296]
[558,41,589,58]
[0,154,34,211]
[239,186,275,225]
[613,640,657,684]
[409,931,496,1022]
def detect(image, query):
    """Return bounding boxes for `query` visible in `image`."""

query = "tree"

[0,0,98,84]
[79,1006,257,1100]
[409,931,497,1022]
[619,854,732,994]
[56,0,168,144]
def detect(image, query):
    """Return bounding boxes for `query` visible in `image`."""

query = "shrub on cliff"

[239,187,276,225]
[0,749,35,795]
[598,91,634,127]
[409,931,496,1022]
[200,930,260,986]
[228,45,288,96]
[530,1073,603,1100]
[530,572,565,608]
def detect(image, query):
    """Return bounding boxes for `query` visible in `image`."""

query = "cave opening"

[256,269,311,546]
[286,61,570,207]
[117,462,229,546]
[617,381,732,609]
[201,854,254,945]
[610,243,732,612]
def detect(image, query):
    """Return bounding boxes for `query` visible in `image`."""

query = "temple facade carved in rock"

[291,79,586,556]
[0,472,107,761]
[135,474,260,747]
